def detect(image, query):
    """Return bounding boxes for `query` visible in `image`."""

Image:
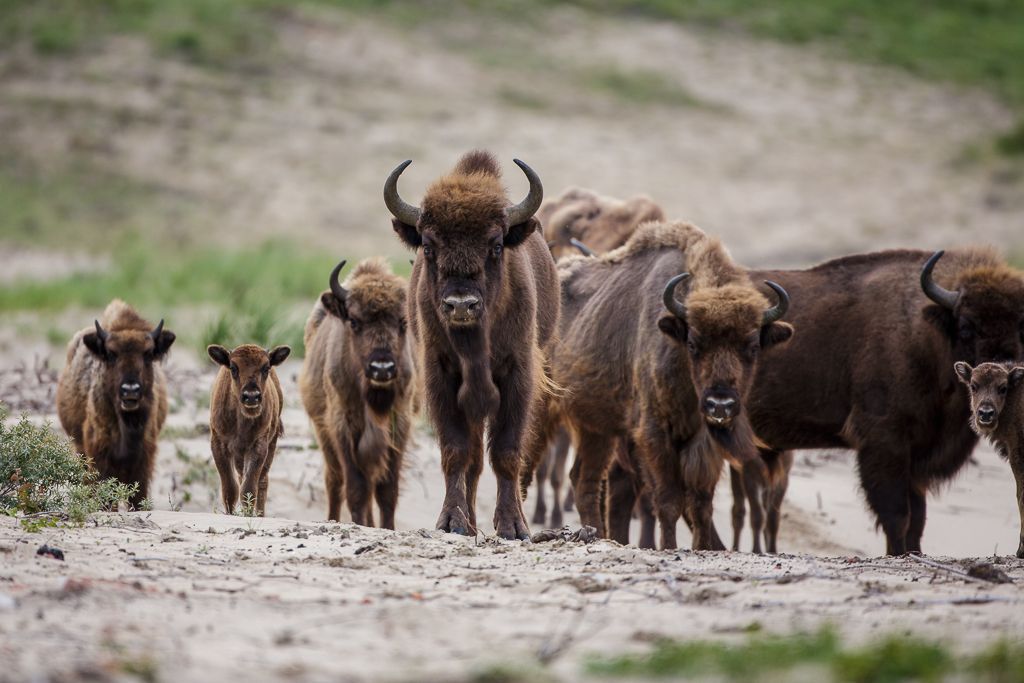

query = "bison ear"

[320,291,349,321]
[760,322,794,350]
[658,315,688,341]
[207,345,231,367]
[953,361,973,385]
[923,304,955,337]
[392,219,422,248]
[154,330,175,358]
[83,331,106,359]
[268,345,291,367]
[1008,367,1024,389]
[504,217,539,248]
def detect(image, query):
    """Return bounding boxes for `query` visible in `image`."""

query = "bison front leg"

[531,447,550,526]
[1010,450,1024,559]
[764,450,793,554]
[729,466,745,551]
[488,366,535,541]
[550,428,571,528]
[239,441,269,516]
[571,429,616,537]
[211,435,238,514]
[742,460,767,554]
[906,485,927,554]
[858,446,911,556]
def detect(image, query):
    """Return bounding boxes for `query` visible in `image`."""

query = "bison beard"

[384,150,559,540]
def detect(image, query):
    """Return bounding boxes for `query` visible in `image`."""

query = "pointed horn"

[920,250,960,310]
[569,238,596,257]
[761,281,790,325]
[662,273,691,319]
[150,318,164,341]
[94,320,109,342]
[329,260,348,303]
[383,160,422,226]
[506,159,543,227]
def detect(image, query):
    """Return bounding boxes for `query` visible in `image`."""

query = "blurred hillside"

[0,0,1022,359]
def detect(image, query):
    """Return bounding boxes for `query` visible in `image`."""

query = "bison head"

[955,361,1024,436]
[208,344,290,418]
[922,251,1024,365]
[320,259,409,414]
[384,150,542,330]
[83,319,175,414]
[659,275,793,431]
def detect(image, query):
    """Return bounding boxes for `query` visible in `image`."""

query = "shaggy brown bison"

[552,222,792,550]
[57,300,176,506]
[539,187,664,260]
[384,150,559,539]
[300,258,416,529]
[207,343,290,515]
[955,361,1024,557]
[747,248,1024,555]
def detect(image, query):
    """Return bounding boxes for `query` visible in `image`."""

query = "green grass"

[587,628,1024,682]
[582,65,722,109]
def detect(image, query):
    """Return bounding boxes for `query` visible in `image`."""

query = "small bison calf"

[956,361,1024,557]
[208,344,291,515]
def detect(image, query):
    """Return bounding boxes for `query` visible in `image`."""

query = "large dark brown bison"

[747,248,1024,555]
[539,187,664,260]
[552,222,793,549]
[300,258,416,529]
[57,300,176,506]
[207,343,290,516]
[384,150,559,540]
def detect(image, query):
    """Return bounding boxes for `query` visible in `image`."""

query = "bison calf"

[955,361,1024,557]
[207,344,290,515]
[57,300,176,506]
[300,258,415,529]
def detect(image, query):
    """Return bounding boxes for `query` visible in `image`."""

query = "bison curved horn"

[662,273,691,319]
[383,160,422,227]
[506,159,543,227]
[150,319,165,342]
[329,260,348,303]
[94,320,109,343]
[569,238,596,257]
[920,250,960,310]
[761,281,790,325]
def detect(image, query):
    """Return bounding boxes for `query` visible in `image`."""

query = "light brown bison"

[57,300,176,506]
[747,248,1024,555]
[539,187,664,260]
[955,361,1024,557]
[207,343,290,515]
[300,258,416,529]
[552,222,792,550]
[384,150,559,539]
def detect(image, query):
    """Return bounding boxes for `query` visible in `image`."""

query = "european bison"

[552,222,792,550]
[57,299,176,506]
[384,150,559,539]
[300,258,416,529]
[539,187,664,260]
[955,361,1024,557]
[207,343,290,515]
[747,248,1024,555]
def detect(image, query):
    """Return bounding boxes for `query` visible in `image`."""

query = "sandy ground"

[3,361,1024,682]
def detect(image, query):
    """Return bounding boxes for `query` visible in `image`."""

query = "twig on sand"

[535,591,613,665]
[906,555,991,584]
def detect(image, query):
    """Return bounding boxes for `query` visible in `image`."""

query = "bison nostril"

[119,382,141,397]
[443,295,481,318]
[704,396,737,417]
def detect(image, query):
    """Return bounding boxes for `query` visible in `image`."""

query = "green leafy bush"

[0,406,137,527]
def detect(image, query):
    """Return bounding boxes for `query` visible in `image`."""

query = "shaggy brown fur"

[955,361,1024,557]
[539,187,664,260]
[388,150,559,539]
[551,221,793,550]
[56,300,175,506]
[300,258,416,529]
[208,343,289,515]
[747,248,1024,555]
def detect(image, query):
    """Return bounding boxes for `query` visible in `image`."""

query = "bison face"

[383,156,543,332]
[922,251,1024,366]
[659,276,792,430]
[321,261,408,414]
[208,344,290,418]
[955,362,1024,436]
[84,319,175,414]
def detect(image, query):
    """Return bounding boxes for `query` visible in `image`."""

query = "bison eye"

[686,339,698,355]
[230,364,239,379]
[399,318,407,333]
[261,365,270,376]
[350,319,362,333]
[422,245,434,259]
[998,384,1008,395]
[492,243,503,259]
[971,383,979,393]
[958,323,975,341]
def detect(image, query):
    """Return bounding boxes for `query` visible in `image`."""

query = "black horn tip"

[569,238,596,257]
[329,260,348,300]
[920,249,959,310]
[762,281,790,324]
[662,272,691,318]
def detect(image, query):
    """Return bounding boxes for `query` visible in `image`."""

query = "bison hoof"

[495,513,531,541]
[437,506,474,536]
[531,508,547,526]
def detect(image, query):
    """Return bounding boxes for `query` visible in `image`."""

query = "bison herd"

[54,150,1024,557]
